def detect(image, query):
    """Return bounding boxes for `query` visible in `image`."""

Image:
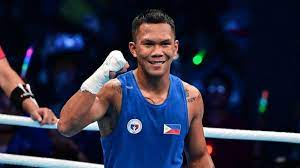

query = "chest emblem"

[163,124,181,135]
[127,119,142,134]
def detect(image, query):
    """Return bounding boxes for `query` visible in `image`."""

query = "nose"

[151,45,164,57]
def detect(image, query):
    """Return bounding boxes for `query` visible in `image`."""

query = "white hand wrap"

[80,50,127,94]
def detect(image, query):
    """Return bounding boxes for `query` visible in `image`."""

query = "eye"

[143,42,154,47]
[161,42,171,47]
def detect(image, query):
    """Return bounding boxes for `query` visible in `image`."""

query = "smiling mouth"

[148,61,166,64]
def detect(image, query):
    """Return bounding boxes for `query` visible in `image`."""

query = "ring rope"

[1,114,300,143]
[0,153,103,168]
[204,127,300,143]
[0,114,98,131]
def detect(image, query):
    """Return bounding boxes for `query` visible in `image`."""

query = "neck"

[134,68,170,94]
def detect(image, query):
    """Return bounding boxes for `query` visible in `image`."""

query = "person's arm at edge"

[0,58,57,124]
[184,84,215,168]
[0,58,23,96]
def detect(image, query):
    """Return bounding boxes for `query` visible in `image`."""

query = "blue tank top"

[101,70,189,168]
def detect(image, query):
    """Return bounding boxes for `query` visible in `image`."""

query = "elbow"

[190,152,214,168]
[57,120,75,137]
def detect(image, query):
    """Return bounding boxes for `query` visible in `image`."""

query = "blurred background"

[0,0,300,167]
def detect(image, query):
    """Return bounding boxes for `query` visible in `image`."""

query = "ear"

[174,40,179,56]
[129,42,137,58]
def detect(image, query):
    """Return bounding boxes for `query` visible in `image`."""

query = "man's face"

[129,23,179,77]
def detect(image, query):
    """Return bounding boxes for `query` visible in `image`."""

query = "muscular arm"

[184,83,214,168]
[58,50,128,136]
[58,79,121,137]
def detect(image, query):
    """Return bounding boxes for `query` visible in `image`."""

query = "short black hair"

[131,9,175,41]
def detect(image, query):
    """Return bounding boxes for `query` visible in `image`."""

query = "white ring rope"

[0,153,103,168]
[0,114,98,131]
[1,114,300,144]
[204,127,300,144]
[1,114,300,167]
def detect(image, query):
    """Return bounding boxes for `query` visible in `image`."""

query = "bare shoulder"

[103,78,122,89]
[182,81,202,104]
[96,78,122,113]
[98,79,122,98]
[182,81,204,121]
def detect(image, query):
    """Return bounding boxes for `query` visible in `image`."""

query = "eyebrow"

[141,39,172,43]
[141,39,155,43]
[160,39,172,43]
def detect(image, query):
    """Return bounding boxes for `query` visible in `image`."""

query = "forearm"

[21,98,39,113]
[188,153,214,168]
[0,59,39,114]
[58,91,96,137]
[0,58,24,96]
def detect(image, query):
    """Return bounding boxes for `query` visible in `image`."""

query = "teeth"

[149,61,165,64]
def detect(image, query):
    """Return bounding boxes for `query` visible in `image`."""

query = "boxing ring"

[1,113,300,167]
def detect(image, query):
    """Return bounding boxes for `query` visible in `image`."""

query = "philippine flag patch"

[163,124,181,135]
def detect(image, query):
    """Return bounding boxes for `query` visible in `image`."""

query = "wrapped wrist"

[10,83,37,109]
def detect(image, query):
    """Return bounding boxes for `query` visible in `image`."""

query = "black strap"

[10,84,35,109]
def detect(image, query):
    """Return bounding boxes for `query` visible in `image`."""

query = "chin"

[139,61,171,77]
[145,69,168,77]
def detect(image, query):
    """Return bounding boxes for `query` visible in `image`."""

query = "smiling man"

[58,9,214,168]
